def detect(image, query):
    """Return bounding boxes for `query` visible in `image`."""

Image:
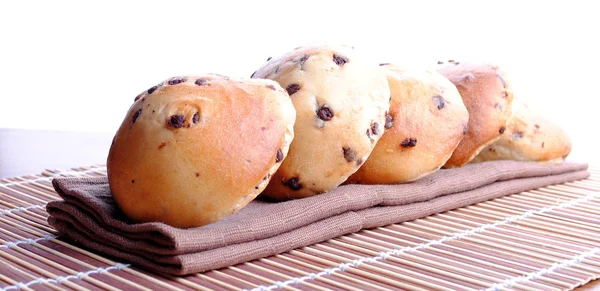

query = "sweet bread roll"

[107,74,295,228]
[252,45,390,200]
[437,61,515,168]
[471,100,571,163]
[347,65,469,184]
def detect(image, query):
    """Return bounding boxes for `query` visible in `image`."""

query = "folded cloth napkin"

[47,161,589,275]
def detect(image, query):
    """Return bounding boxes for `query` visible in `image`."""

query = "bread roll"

[472,100,571,163]
[347,65,469,184]
[437,61,515,168]
[252,45,390,200]
[107,74,295,228]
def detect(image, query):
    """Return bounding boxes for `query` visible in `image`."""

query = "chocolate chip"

[343,147,357,162]
[251,71,257,78]
[195,78,207,86]
[299,55,310,64]
[134,94,143,102]
[499,127,506,134]
[432,96,446,110]
[384,113,393,129]
[502,91,509,98]
[286,84,301,96]
[158,142,166,149]
[379,63,390,66]
[497,74,506,88]
[317,104,334,121]
[512,132,524,140]
[152,110,155,113]
[401,137,417,148]
[267,57,272,61]
[371,122,380,136]
[131,179,135,183]
[437,61,444,64]
[461,74,474,83]
[266,84,277,91]
[167,114,186,128]
[168,77,186,85]
[195,173,200,177]
[261,127,266,131]
[332,54,348,66]
[276,148,283,163]
[192,112,199,124]
[356,158,363,166]
[534,124,540,129]
[454,62,460,65]
[147,84,161,95]
[448,60,455,63]
[366,128,371,138]
[284,177,302,191]
[462,123,469,135]
[132,108,142,124]
[542,142,545,148]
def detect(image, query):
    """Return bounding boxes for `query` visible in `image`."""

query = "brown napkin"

[47,161,589,275]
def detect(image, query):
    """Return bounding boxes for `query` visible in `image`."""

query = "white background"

[1,0,598,164]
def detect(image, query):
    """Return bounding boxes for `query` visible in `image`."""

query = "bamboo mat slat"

[0,165,599,291]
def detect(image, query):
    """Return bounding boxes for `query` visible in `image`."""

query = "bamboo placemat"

[0,165,599,291]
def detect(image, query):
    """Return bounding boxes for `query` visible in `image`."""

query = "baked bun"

[471,100,571,163]
[346,65,469,184]
[437,61,515,168]
[107,74,295,228]
[252,45,390,200]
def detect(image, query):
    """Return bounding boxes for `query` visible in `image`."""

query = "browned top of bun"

[347,65,469,184]
[472,100,571,163]
[108,74,295,228]
[252,45,390,200]
[438,62,515,168]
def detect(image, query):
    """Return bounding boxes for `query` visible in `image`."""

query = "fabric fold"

[47,161,589,275]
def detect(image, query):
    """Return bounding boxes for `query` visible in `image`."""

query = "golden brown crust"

[252,45,390,200]
[107,75,295,228]
[347,65,469,184]
[437,62,515,168]
[472,100,571,163]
